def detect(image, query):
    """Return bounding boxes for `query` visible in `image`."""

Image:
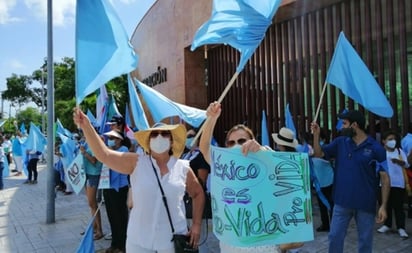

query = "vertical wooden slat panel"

[258,36,270,142]
[254,44,262,135]
[343,1,354,110]
[281,22,290,129]
[375,0,386,135]
[335,2,346,135]
[325,6,335,132]
[398,0,410,132]
[318,10,328,128]
[289,20,297,133]
[229,47,236,129]
[273,24,280,132]
[303,14,312,128]
[363,0,377,137]
[387,0,397,131]
[353,0,365,118]
[311,13,320,125]
[266,25,274,138]
[296,17,305,133]
[277,23,285,131]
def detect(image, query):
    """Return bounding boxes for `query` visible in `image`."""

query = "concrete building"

[131,0,412,145]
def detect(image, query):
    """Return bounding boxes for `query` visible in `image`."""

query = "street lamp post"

[41,69,45,134]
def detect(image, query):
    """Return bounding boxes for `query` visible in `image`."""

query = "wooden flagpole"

[190,71,240,146]
[313,82,328,123]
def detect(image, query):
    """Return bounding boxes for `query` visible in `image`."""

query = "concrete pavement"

[0,163,411,252]
[0,163,111,253]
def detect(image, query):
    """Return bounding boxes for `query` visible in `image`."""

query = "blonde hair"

[225,124,255,145]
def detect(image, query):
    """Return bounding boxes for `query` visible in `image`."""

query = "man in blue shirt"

[311,110,390,253]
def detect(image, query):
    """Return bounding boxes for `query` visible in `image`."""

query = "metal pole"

[46,0,55,224]
[41,69,45,134]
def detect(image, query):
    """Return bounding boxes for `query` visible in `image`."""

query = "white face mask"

[150,135,171,154]
[386,139,396,149]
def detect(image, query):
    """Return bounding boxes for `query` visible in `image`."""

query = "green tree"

[3,57,129,132]
[15,107,42,130]
[2,74,36,110]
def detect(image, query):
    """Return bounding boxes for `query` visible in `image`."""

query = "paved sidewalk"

[0,163,111,253]
[0,163,412,252]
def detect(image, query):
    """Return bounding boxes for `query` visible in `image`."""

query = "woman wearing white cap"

[73,108,205,253]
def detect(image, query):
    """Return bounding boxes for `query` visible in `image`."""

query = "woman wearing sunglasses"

[73,108,205,253]
[199,101,280,253]
[200,102,305,253]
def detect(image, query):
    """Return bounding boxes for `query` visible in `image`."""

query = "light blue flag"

[285,103,297,137]
[75,0,138,104]
[24,123,47,153]
[135,79,206,128]
[261,110,269,146]
[57,133,78,170]
[191,0,282,72]
[56,118,73,138]
[325,32,393,118]
[86,109,98,127]
[125,103,132,128]
[128,75,149,130]
[20,123,26,135]
[336,108,348,130]
[76,217,95,253]
[99,94,122,134]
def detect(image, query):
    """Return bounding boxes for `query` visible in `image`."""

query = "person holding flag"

[73,107,205,253]
[311,110,390,253]
[199,101,303,253]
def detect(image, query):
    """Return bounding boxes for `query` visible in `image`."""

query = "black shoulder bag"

[151,160,198,253]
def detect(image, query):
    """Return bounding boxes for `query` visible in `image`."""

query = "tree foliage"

[2,74,35,108]
[3,57,128,133]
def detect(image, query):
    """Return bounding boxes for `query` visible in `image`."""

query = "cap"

[103,130,124,140]
[338,110,365,129]
[107,115,125,125]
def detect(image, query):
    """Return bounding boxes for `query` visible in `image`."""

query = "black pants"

[103,186,129,250]
[317,184,334,228]
[28,158,39,181]
[384,187,406,229]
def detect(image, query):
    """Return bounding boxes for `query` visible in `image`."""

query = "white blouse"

[127,154,190,250]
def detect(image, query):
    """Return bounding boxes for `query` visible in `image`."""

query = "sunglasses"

[226,138,247,147]
[186,134,195,138]
[149,131,171,138]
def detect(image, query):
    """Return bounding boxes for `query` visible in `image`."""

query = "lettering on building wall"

[143,66,167,87]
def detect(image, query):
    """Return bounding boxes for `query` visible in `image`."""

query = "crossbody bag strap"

[150,158,175,235]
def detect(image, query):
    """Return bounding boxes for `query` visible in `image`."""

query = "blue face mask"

[186,137,194,149]
[107,139,116,147]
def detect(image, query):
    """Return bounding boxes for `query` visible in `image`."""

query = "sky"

[0,0,156,117]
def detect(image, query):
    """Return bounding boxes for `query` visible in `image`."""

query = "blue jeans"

[329,204,375,253]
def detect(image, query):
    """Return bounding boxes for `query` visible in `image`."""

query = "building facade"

[131,0,412,146]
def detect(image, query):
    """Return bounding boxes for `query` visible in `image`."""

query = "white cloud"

[0,0,21,24]
[24,0,75,26]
